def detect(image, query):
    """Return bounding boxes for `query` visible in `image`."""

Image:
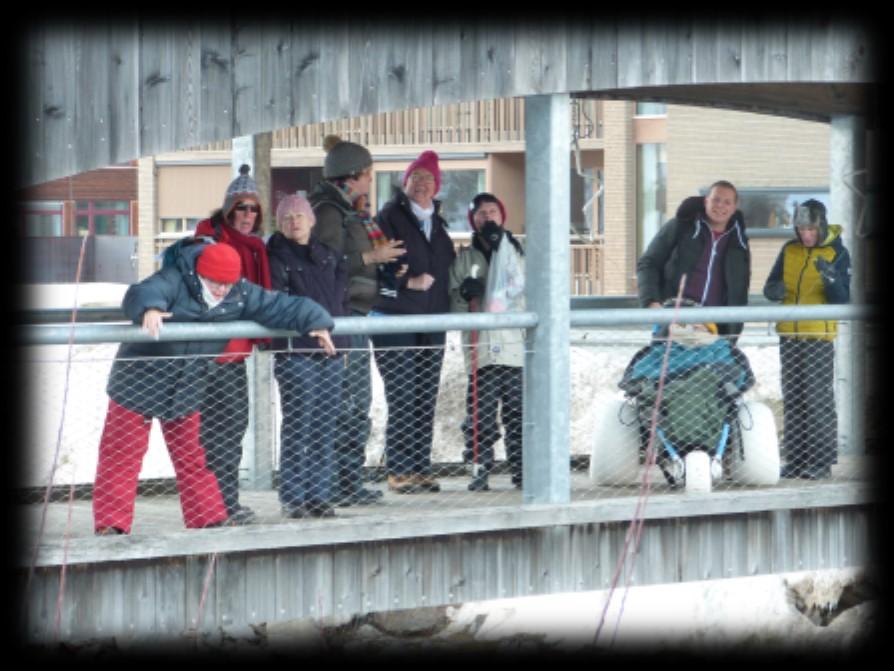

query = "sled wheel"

[730,401,780,486]
[589,399,641,485]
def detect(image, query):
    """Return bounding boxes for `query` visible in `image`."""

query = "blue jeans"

[274,353,343,505]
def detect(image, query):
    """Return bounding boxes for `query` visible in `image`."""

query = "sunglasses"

[234,203,260,213]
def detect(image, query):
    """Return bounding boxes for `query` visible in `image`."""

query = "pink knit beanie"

[276,194,316,228]
[403,150,441,193]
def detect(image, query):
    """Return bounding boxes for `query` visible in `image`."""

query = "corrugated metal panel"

[22,503,871,643]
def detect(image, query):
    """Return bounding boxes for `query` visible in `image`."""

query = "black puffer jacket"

[372,190,456,316]
[266,231,351,352]
[636,195,751,338]
[106,242,334,420]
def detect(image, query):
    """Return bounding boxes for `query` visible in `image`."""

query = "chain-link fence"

[19,315,873,540]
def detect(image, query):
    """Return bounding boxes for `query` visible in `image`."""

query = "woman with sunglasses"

[192,164,273,525]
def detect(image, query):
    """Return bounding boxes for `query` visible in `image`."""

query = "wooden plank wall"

[21,19,871,187]
[22,504,870,643]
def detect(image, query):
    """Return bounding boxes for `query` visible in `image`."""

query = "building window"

[635,102,667,116]
[20,200,64,236]
[571,168,604,240]
[637,143,668,253]
[75,200,130,236]
[159,217,200,236]
[726,188,830,229]
[374,169,486,234]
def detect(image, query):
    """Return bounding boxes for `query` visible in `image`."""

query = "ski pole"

[469,264,481,479]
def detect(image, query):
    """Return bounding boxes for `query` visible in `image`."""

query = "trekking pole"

[469,264,481,479]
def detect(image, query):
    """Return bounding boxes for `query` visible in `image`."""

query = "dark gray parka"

[106,242,334,419]
[636,195,751,339]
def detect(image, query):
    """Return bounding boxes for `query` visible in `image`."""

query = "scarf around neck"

[334,180,389,249]
[196,217,272,289]
[409,200,434,241]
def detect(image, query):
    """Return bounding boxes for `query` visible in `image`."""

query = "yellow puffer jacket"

[763,224,851,341]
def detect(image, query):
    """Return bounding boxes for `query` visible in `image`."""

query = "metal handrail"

[18,304,874,346]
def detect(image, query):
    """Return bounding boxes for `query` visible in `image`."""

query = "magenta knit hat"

[276,194,316,228]
[403,150,441,193]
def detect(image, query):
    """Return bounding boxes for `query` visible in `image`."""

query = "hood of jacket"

[308,179,354,215]
[796,223,843,248]
[676,195,747,229]
[676,194,748,250]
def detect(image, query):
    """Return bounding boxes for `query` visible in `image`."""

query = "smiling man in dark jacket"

[94,242,334,535]
[370,150,456,494]
[637,180,751,341]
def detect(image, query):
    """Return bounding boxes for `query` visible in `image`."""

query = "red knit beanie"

[196,243,242,283]
[403,150,442,193]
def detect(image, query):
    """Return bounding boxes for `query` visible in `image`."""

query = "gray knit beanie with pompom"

[323,134,373,179]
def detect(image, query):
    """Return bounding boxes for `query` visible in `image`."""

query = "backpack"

[161,221,223,269]
[638,365,731,452]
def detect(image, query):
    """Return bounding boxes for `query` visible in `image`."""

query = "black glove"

[764,281,786,302]
[814,256,838,283]
[459,277,486,301]
[479,220,503,250]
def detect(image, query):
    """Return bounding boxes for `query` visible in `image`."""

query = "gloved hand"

[764,281,786,302]
[814,256,838,283]
[479,220,503,250]
[459,277,486,301]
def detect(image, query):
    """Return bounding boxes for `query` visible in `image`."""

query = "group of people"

[92,139,526,534]
[91,151,850,534]
[637,181,851,482]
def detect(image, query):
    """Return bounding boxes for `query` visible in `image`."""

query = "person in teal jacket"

[94,242,335,535]
[763,199,851,480]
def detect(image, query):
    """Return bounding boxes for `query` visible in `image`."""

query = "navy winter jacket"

[266,231,351,352]
[106,242,334,419]
[372,191,456,316]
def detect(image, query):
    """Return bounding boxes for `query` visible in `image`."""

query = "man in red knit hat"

[93,242,335,535]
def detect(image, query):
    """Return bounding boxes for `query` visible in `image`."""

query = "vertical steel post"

[830,115,865,457]
[232,134,276,490]
[523,94,571,504]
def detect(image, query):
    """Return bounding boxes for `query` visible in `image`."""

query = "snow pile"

[438,567,875,651]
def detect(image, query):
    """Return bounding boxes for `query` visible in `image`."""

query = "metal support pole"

[242,350,275,491]
[233,133,275,489]
[523,94,571,504]
[830,115,865,457]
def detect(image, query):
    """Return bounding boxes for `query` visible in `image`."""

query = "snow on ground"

[20,284,783,487]
[434,567,874,651]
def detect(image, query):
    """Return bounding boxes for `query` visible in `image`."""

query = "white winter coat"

[448,241,526,374]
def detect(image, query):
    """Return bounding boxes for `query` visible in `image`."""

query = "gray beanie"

[222,164,263,231]
[323,134,373,179]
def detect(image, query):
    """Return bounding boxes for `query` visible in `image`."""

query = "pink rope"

[24,233,89,633]
[593,279,687,646]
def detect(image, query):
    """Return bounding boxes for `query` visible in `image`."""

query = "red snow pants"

[93,399,228,533]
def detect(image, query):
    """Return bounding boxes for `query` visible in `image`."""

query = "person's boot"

[412,473,441,492]
[388,474,422,494]
[468,472,490,491]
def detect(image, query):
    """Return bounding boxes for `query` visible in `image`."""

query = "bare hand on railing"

[406,273,435,291]
[310,329,337,356]
[142,308,173,340]
[648,302,662,309]
[363,239,406,265]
